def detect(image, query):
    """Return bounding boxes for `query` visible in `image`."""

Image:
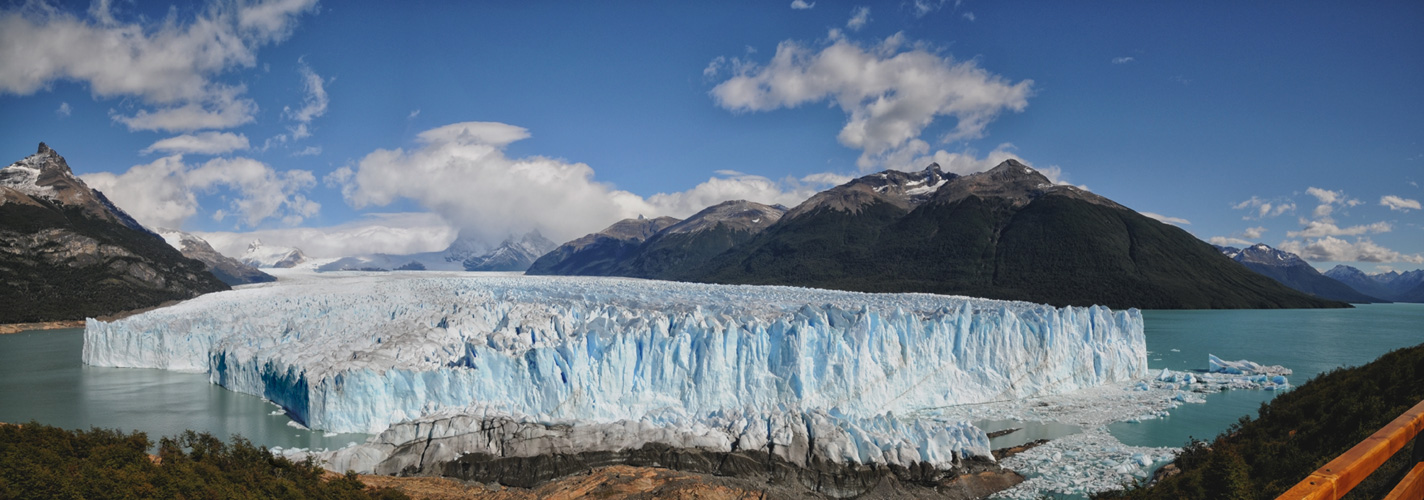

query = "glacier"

[84,273,1145,470]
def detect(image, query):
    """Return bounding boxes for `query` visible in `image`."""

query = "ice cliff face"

[85,274,1144,468]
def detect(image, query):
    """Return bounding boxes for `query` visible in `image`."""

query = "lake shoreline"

[0,320,84,335]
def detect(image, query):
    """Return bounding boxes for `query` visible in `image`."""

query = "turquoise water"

[0,328,368,451]
[1109,303,1424,448]
[0,303,1419,455]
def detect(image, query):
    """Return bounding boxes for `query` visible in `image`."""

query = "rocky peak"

[932,159,1123,210]
[1232,243,1308,267]
[3,142,150,232]
[786,164,956,218]
[663,200,786,235]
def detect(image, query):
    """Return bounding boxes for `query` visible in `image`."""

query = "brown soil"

[348,466,768,500]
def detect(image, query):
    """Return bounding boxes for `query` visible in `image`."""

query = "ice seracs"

[85,273,1146,472]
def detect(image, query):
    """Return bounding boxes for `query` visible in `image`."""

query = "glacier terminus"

[83,272,1146,477]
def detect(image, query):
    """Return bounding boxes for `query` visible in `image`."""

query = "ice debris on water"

[83,272,1146,471]
[1209,354,1292,376]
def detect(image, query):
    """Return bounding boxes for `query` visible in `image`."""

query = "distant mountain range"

[0,143,229,323]
[1324,265,1424,303]
[531,160,1343,310]
[159,229,274,286]
[316,230,558,273]
[1215,243,1384,303]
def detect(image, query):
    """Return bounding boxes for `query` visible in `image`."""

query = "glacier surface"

[85,273,1145,468]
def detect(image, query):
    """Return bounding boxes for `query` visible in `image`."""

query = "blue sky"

[2,0,1421,271]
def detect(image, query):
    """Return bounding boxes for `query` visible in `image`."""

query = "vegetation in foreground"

[1097,342,1424,499]
[0,423,407,500]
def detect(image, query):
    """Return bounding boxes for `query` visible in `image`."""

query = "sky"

[1,0,1422,272]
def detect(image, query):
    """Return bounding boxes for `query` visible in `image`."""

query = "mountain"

[240,239,308,268]
[680,160,1344,310]
[526,216,681,275]
[0,143,229,323]
[463,230,557,271]
[1323,265,1424,302]
[1214,244,1384,303]
[607,200,786,278]
[1372,269,1424,298]
[158,229,275,286]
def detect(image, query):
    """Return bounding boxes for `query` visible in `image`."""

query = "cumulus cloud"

[292,145,321,157]
[55,101,70,116]
[790,0,815,9]
[1381,195,1421,212]
[710,33,1032,170]
[80,154,317,229]
[1232,196,1294,219]
[331,122,845,249]
[1141,212,1191,226]
[962,12,975,21]
[1286,220,1391,238]
[1209,236,1253,247]
[0,0,317,131]
[141,131,250,155]
[1112,56,1135,64]
[847,6,870,30]
[1243,226,1267,239]
[196,212,459,259]
[1278,237,1424,264]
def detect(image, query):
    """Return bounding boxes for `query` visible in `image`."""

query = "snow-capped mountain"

[1324,265,1424,303]
[241,239,308,268]
[462,230,557,271]
[0,143,228,322]
[157,229,274,285]
[1215,244,1383,303]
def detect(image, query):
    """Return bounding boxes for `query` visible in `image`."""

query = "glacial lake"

[0,328,368,451]
[0,303,1419,454]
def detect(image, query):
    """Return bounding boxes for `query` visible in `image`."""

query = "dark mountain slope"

[687,161,1344,310]
[0,143,228,323]
[526,216,681,276]
[615,200,785,279]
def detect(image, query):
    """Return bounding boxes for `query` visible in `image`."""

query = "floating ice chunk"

[1208,354,1292,376]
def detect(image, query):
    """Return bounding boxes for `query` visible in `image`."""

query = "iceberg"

[85,273,1145,470]
[1208,354,1292,376]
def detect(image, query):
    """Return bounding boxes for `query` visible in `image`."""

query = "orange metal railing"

[1277,399,1424,500]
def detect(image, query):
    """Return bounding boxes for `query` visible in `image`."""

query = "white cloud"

[80,154,317,230]
[333,121,842,249]
[1112,56,1135,64]
[710,33,1032,170]
[1278,236,1424,264]
[111,85,259,132]
[1141,212,1191,226]
[408,109,421,119]
[0,0,316,131]
[847,6,870,31]
[790,0,815,9]
[1243,226,1267,239]
[1232,196,1294,219]
[911,0,949,17]
[292,145,321,157]
[1381,195,1421,212]
[283,58,328,139]
[1209,236,1253,247]
[196,212,459,259]
[962,12,975,21]
[55,101,70,116]
[1287,220,1391,238]
[141,132,250,155]
[1305,187,1340,205]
